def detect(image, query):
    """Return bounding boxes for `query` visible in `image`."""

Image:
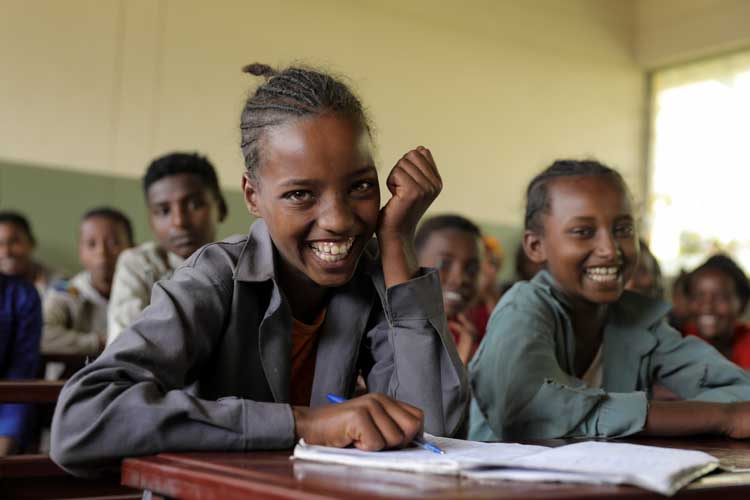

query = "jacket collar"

[309,267,376,406]
[531,269,670,330]
[602,291,671,390]
[532,269,671,390]
[238,218,381,405]
[233,219,278,283]
[71,271,108,306]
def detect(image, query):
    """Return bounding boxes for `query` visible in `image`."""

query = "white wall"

[1,0,644,226]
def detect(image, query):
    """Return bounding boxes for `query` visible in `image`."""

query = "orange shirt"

[290,310,326,406]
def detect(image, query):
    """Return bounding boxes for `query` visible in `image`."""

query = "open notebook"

[293,435,719,496]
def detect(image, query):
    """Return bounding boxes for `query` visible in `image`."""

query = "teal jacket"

[469,270,750,441]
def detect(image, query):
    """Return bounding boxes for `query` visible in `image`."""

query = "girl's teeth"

[698,315,717,327]
[443,291,463,302]
[586,266,619,282]
[309,238,354,262]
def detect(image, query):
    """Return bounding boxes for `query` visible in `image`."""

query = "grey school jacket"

[469,270,750,441]
[51,220,469,477]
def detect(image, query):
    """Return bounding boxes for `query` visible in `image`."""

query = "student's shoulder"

[116,241,163,269]
[182,234,248,277]
[485,274,564,339]
[611,291,671,330]
[45,272,88,306]
[496,274,562,317]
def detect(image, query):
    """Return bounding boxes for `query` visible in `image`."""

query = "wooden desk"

[0,380,65,403]
[121,436,750,499]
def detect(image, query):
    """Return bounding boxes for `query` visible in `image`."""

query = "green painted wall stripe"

[0,159,521,281]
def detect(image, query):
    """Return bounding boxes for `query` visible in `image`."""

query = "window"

[648,50,750,276]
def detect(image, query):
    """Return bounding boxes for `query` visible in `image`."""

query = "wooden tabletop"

[0,379,65,403]
[121,436,750,499]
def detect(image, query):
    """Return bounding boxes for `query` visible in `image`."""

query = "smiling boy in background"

[107,153,227,343]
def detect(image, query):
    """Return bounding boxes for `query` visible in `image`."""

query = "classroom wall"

[0,158,520,277]
[635,0,750,69]
[0,0,644,277]
[0,158,255,275]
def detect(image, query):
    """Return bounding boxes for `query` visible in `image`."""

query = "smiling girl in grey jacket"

[51,64,468,476]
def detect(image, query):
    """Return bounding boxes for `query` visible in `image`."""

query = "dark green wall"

[0,159,253,275]
[0,159,522,281]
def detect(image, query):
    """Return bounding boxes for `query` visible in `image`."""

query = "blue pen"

[326,393,445,455]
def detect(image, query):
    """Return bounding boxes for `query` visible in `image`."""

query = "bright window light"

[648,51,750,276]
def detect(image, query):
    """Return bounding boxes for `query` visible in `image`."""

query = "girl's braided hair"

[524,159,628,233]
[240,63,370,177]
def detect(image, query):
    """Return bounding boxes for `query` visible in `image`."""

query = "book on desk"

[293,435,719,496]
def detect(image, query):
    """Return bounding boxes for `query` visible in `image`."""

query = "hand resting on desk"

[645,400,750,438]
[292,393,423,451]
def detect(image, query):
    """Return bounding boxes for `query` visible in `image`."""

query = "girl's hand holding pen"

[327,394,445,454]
[292,393,424,451]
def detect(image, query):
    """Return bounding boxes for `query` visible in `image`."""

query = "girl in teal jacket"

[470,160,750,441]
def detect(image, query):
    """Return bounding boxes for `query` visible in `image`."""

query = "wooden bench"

[0,379,65,403]
[41,353,90,380]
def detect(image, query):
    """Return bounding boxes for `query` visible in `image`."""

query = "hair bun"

[242,63,277,78]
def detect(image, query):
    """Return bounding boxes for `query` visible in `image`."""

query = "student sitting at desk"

[415,214,484,365]
[469,160,750,441]
[625,238,664,300]
[42,208,134,355]
[51,63,468,476]
[0,211,64,300]
[682,254,750,370]
[464,236,505,348]
[106,152,228,343]
[0,273,42,456]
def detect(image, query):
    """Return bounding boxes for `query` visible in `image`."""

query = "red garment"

[465,302,491,336]
[683,323,750,370]
[448,303,490,357]
[289,310,326,406]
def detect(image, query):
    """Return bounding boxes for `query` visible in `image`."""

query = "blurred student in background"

[465,235,504,340]
[0,211,63,299]
[625,238,664,300]
[43,208,134,355]
[0,273,42,456]
[416,214,483,364]
[499,241,544,295]
[682,254,750,369]
[107,153,227,343]
[668,270,692,330]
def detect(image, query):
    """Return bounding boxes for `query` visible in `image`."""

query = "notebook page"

[292,434,549,475]
[510,441,719,495]
[465,467,624,486]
